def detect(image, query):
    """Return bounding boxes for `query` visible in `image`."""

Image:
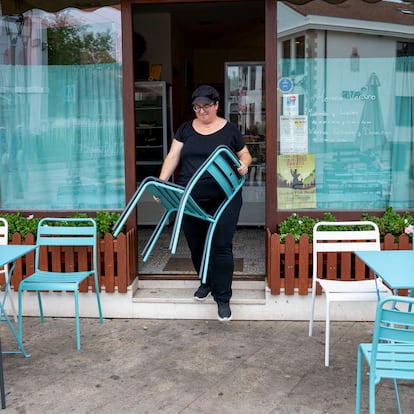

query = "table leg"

[0,261,30,358]
[1,309,30,358]
[0,337,6,409]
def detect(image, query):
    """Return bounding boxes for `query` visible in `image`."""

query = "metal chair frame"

[309,221,392,366]
[356,295,414,414]
[18,218,104,351]
[113,145,245,284]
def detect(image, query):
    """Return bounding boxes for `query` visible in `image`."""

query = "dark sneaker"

[193,284,211,301]
[217,301,232,322]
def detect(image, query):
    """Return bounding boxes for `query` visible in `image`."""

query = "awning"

[3,0,404,16]
[2,0,119,15]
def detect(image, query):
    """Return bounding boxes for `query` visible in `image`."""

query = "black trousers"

[182,191,242,302]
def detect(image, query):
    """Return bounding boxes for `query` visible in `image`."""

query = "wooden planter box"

[266,229,412,296]
[8,227,137,294]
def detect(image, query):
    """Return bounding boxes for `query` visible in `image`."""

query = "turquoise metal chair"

[113,145,246,284]
[356,296,414,414]
[17,218,104,351]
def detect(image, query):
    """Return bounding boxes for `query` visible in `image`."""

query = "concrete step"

[133,279,266,305]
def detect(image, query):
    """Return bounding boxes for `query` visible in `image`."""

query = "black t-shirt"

[175,120,245,202]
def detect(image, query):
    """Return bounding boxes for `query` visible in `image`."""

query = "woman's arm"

[158,138,183,181]
[236,145,252,176]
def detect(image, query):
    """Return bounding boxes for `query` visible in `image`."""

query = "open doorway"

[132,1,266,277]
[132,1,265,127]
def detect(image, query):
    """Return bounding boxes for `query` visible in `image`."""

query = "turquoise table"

[355,250,414,293]
[0,245,36,409]
[0,245,36,358]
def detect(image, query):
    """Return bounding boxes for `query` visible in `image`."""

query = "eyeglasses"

[193,103,215,112]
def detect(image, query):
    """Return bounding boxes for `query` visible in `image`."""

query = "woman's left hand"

[237,161,249,176]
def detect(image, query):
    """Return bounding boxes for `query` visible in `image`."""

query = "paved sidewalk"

[0,317,410,413]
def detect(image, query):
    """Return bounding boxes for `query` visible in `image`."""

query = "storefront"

[1,0,414,277]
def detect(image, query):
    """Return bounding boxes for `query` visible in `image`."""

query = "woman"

[156,85,252,321]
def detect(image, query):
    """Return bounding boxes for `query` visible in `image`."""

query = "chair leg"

[17,289,23,349]
[325,299,330,367]
[74,291,81,351]
[0,337,6,409]
[369,371,377,414]
[308,283,317,337]
[393,379,402,414]
[199,222,217,285]
[142,211,173,261]
[355,346,363,414]
[93,281,103,324]
[37,291,44,323]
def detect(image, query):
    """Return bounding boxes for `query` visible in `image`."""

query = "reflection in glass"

[278,57,414,210]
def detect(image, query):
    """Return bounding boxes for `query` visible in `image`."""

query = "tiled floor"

[137,227,266,275]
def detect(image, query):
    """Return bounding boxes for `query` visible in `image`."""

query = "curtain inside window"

[0,6,124,211]
[0,63,124,210]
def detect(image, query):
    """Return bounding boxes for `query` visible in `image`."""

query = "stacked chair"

[112,145,246,284]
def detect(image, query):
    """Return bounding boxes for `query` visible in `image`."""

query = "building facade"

[1,0,414,277]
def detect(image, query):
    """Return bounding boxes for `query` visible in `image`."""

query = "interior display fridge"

[134,81,173,224]
[224,62,265,225]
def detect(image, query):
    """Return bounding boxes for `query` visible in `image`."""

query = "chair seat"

[318,278,391,300]
[360,343,414,381]
[19,270,94,291]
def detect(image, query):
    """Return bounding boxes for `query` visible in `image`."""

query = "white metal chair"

[0,218,17,322]
[356,295,414,414]
[308,221,392,366]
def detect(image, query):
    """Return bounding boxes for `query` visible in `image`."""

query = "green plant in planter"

[278,212,336,242]
[94,211,122,238]
[0,211,121,241]
[1,212,40,241]
[362,206,414,240]
[278,207,414,243]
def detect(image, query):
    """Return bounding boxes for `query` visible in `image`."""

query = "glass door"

[225,62,265,225]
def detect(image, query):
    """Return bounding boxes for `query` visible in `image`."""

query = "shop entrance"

[131,1,266,277]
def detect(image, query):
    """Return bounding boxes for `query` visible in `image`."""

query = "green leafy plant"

[362,206,414,239]
[278,207,414,243]
[0,211,121,241]
[278,212,336,242]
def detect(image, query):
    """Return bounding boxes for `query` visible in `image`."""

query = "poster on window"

[280,115,308,154]
[277,153,316,209]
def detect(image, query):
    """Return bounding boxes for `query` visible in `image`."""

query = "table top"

[356,250,414,290]
[0,245,37,267]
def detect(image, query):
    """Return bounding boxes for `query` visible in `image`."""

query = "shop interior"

[132,1,266,277]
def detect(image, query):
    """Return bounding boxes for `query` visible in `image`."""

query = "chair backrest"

[0,218,7,277]
[371,296,414,378]
[313,221,380,280]
[35,218,97,271]
[197,145,246,199]
[182,145,246,214]
[0,218,7,247]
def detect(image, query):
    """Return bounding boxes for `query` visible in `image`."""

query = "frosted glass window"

[278,57,414,210]
[0,6,124,210]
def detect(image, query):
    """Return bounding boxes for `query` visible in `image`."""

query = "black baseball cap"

[192,85,220,104]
